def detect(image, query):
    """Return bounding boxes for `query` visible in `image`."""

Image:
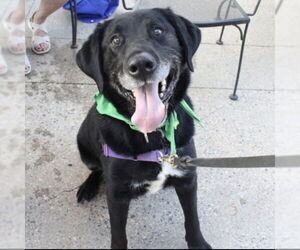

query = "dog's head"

[77,8,201,134]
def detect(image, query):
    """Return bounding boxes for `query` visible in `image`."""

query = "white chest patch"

[132,162,185,195]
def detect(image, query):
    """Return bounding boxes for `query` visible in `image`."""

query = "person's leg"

[34,0,69,25]
[9,0,25,24]
[5,0,25,54]
[29,0,68,53]
[5,0,31,74]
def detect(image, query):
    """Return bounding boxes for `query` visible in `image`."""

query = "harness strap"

[103,144,170,162]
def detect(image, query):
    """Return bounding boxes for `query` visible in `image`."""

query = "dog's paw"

[189,242,212,249]
[76,171,102,203]
[77,182,98,203]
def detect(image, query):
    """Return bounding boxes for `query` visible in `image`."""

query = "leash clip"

[159,154,179,169]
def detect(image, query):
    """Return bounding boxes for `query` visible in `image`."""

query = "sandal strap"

[31,35,50,46]
[6,22,25,32]
[8,35,25,45]
[25,54,32,75]
[3,17,25,32]
[25,54,31,67]
[28,19,48,34]
[25,54,30,63]
[28,13,51,53]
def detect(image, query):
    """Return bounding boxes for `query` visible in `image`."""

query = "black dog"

[76,8,211,249]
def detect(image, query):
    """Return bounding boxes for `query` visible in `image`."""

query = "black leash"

[159,154,300,169]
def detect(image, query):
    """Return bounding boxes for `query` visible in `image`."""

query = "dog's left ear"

[76,22,108,92]
[157,8,201,72]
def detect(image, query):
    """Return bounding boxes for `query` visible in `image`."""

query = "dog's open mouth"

[158,69,176,103]
[130,69,177,134]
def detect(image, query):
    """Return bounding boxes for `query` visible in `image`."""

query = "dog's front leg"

[175,176,212,249]
[107,189,130,249]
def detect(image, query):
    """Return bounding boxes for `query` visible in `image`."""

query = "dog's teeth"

[143,133,149,143]
[161,80,167,91]
[160,93,164,98]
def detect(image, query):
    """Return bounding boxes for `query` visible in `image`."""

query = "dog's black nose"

[127,53,157,78]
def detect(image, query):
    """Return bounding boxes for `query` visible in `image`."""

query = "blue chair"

[68,0,130,49]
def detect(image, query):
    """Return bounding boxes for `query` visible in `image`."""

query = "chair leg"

[216,0,232,45]
[69,0,78,49]
[216,26,225,45]
[229,22,249,101]
[275,0,284,14]
[122,0,133,10]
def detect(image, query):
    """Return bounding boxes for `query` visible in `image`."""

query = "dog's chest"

[131,162,185,194]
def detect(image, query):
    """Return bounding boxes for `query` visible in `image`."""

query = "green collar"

[94,93,203,155]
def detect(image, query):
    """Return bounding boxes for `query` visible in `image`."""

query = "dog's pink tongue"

[131,83,165,134]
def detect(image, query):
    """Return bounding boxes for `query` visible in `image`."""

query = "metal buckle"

[159,154,178,169]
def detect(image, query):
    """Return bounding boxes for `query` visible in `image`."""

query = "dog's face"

[102,9,181,92]
[77,8,201,134]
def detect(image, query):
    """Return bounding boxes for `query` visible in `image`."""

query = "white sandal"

[27,13,51,55]
[2,16,26,55]
[0,47,8,75]
[25,54,31,75]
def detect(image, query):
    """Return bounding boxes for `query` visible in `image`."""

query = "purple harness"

[102,144,170,163]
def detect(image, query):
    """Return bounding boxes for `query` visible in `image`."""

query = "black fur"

[76,8,211,249]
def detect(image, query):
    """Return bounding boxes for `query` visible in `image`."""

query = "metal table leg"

[69,0,78,49]
[229,22,249,101]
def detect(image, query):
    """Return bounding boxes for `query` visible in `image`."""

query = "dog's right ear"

[76,23,107,92]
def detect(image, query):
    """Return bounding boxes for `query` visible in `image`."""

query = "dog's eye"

[153,28,163,37]
[111,36,122,47]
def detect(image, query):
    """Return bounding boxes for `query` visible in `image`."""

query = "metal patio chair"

[68,0,262,100]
